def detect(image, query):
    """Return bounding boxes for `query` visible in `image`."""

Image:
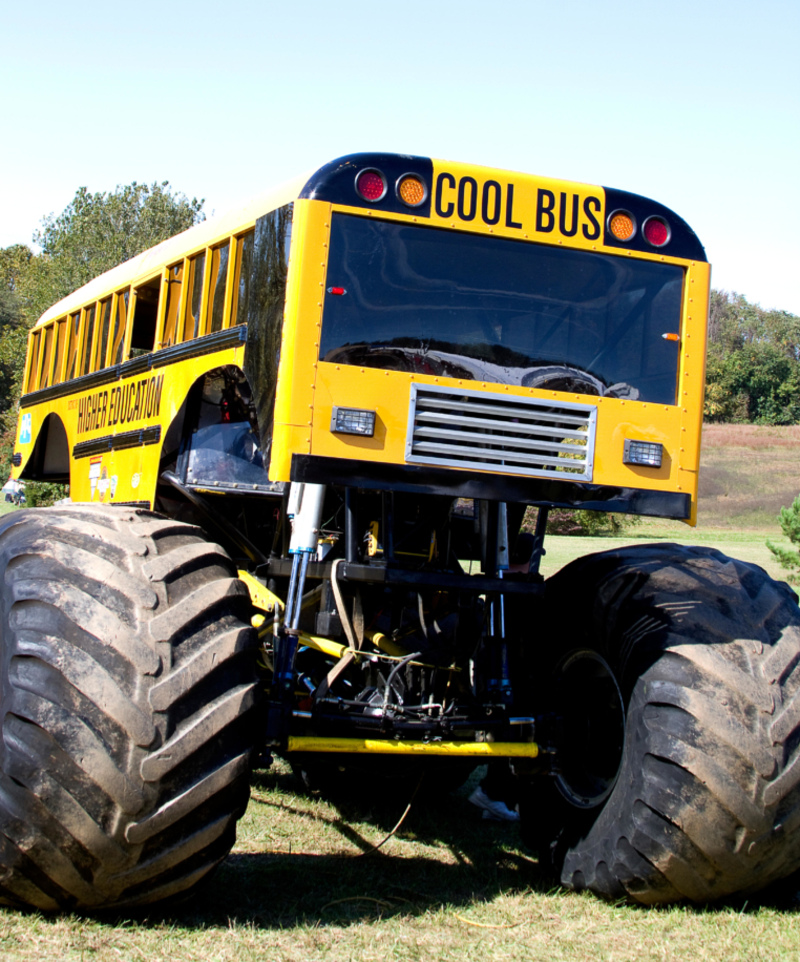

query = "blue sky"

[1,0,798,313]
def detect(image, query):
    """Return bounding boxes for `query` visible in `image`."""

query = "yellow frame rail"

[287,736,539,758]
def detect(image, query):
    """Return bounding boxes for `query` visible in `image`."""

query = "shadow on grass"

[121,762,800,931]
[129,764,553,930]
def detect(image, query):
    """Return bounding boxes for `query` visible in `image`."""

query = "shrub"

[523,506,641,537]
[767,495,800,583]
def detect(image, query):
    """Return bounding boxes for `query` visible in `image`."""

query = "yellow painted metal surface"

[287,736,539,758]
[15,339,245,504]
[238,570,284,612]
[13,155,709,523]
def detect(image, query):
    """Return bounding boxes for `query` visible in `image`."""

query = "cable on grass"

[360,772,426,857]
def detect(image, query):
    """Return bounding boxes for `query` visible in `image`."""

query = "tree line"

[705,290,800,424]
[1,183,798,491]
[0,183,204,491]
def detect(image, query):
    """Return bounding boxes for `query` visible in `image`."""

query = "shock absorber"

[491,502,513,706]
[268,482,326,743]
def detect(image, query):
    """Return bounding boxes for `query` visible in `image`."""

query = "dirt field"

[697,423,800,529]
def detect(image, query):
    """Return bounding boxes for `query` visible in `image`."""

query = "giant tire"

[0,505,260,911]
[523,543,800,904]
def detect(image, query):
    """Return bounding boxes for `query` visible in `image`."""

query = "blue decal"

[19,413,31,445]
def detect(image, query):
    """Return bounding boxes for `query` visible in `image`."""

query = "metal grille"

[406,384,596,481]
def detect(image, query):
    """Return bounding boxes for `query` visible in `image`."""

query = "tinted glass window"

[80,305,96,376]
[110,289,129,364]
[53,318,67,384]
[66,312,81,380]
[94,298,112,370]
[320,215,684,404]
[233,230,254,326]
[209,242,230,333]
[39,324,54,388]
[183,252,206,341]
[162,263,184,348]
[27,331,40,392]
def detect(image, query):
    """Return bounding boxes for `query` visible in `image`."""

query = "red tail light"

[355,169,387,202]
[643,216,670,247]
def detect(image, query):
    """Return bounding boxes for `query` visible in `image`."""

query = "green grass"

[1,760,799,961]
[538,522,795,583]
[1,424,800,956]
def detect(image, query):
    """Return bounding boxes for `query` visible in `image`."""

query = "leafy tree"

[0,182,205,491]
[705,291,800,424]
[29,182,204,321]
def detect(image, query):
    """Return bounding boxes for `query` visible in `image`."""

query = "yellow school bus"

[4,153,799,914]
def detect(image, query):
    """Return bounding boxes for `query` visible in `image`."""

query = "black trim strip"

[151,326,247,369]
[291,454,692,520]
[21,326,248,408]
[73,425,162,459]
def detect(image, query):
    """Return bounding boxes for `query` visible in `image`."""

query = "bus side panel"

[269,200,331,482]
[15,343,247,505]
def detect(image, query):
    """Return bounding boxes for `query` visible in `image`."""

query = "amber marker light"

[608,210,636,241]
[644,216,671,247]
[397,173,427,207]
[355,169,387,202]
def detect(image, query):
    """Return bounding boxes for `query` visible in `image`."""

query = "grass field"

[539,423,800,581]
[2,424,800,959]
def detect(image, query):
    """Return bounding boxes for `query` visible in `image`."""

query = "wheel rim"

[552,649,625,809]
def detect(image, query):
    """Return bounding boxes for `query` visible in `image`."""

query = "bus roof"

[35,153,706,327]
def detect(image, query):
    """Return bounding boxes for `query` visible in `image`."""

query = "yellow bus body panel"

[12,156,709,522]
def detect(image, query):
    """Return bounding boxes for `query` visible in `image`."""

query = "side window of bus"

[80,304,96,376]
[162,263,184,348]
[52,317,67,384]
[231,230,254,326]
[65,311,81,380]
[93,298,112,371]
[110,289,129,365]
[130,278,161,357]
[39,323,54,388]
[208,242,230,333]
[26,330,41,392]
[182,252,206,342]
